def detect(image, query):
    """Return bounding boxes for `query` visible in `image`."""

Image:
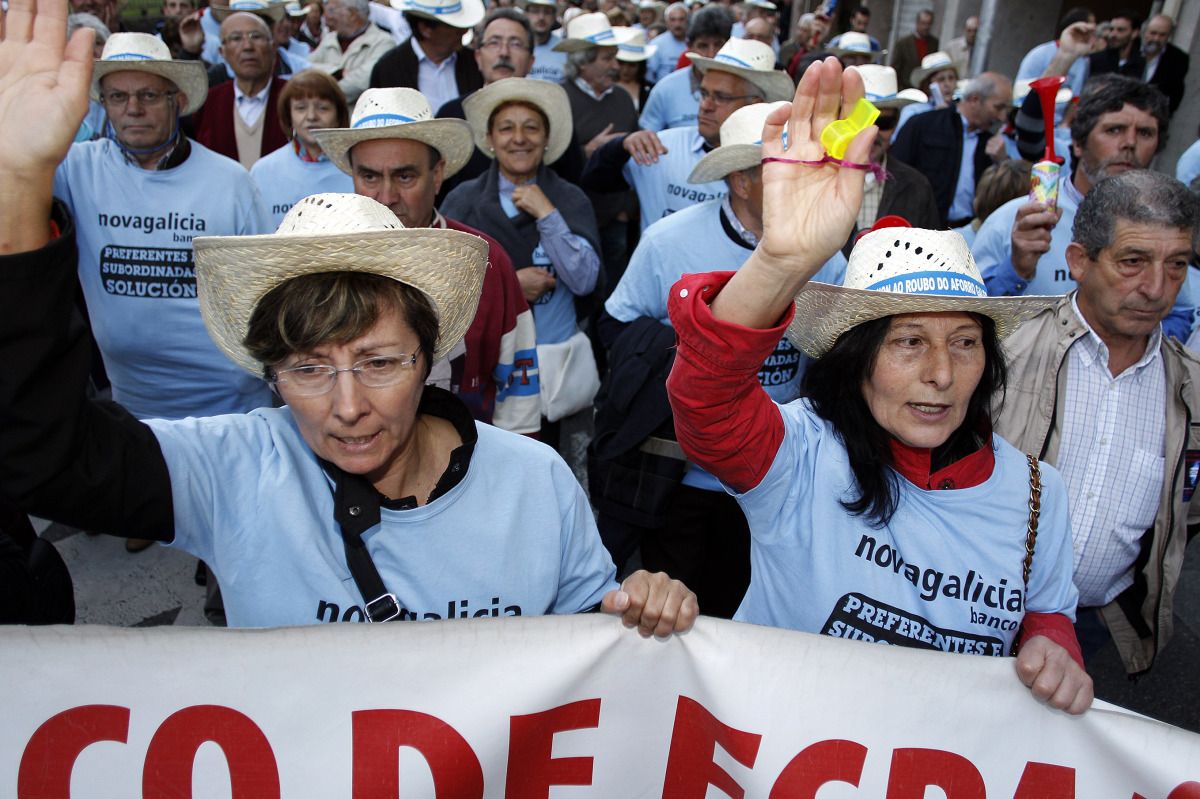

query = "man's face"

[350,139,443,228]
[99,72,186,153]
[744,18,773,47]
[475,18,533,82]
[688,34,724,59]
[161,0,195,20]
[579,46,620,92]
[961,82,1011,132]
[964,17,978,45]
[1069,220,1192,345]
[915,11,932,37]
[525,4,557,35]
[666,7,688,38]
[638,7,656,26]
[420,18,468,55]
[850,10,868,32]
[1105,16,1134,50]
[1075,104,1159,188]
[273,15,299,48]
[697,70,760,144]
[220,14,275,84]
[1142,16,1172,56]
[323,0,358,36]
[71,0,117,27]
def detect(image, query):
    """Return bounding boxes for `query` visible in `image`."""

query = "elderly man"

[974,76,1194,340]
[889,8,937,90]
[646,2,689,83]
[890,72,1012,227]
[53,33,272,550]
[313,88,540,434]
[944,15,978,78]
[308,0,394,104]
[1139,14,1189,115]
[368,0,485,114]
[190,12,287,168]
[581,37,792,232]
[596,102,846,616]
[995,171,1200,677]
[638,4,731,132]
[526,0,567,84]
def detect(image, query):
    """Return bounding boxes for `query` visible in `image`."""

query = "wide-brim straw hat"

[687,38,795,103]
[615,26,657,62]
[193,193,488,374]
[391,0,485,29]
[282,2,312,18]
[828,31,884,60]
[210,0,286,22]
[463,77,573,165]
[313,88,475,177]
[785,226,1055,358]
[92,33,209,116]
[909,51,957,90]
[688,100,786,183]
[851,64,927,108]
[552,12,636,52]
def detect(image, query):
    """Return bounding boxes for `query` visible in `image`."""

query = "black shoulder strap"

[333,471,402,623]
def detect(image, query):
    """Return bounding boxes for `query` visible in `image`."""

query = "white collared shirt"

[573,76,613,102]
[412,38,459,115]
[234,81,271,127]
[1057,295,1167,606]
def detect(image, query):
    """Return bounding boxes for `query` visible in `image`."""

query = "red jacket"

[190,77,288,166]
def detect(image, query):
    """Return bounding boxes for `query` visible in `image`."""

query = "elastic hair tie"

[761,154,873,171]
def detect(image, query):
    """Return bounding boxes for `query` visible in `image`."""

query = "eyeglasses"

[272,353,420,396]
[479,36,531,52]
[100,89,179,107]
[698,88,760,106]
[223,31,271,46]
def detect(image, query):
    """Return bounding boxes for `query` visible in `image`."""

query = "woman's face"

[290,95,340,150]
[277,305,427,497]
[618,60,641,81]
[861,312,986,449]
[931,68,958,104]
[487,103,547,181]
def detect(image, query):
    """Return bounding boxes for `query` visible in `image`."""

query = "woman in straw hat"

[442,77,602,449]
[0,0,696,634]
[664,56,1093,713]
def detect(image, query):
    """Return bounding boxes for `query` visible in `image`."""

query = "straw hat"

[312,88,475,177]
[193,193,488,373]
[828,31,883,60]
[463,78,573,165]
[92,33,209,116]
[282,2,312,18]
[909,51,957,90]
[785,226,1055,358]
[210,0,286,22]
[688,101,787,183]
[552,12,636,52]
[522,0,557,6]
[687,38,795,103]
[615,27,657,62]
[390,0,485,29]
[851,65,927,108]
[1013,78,1073,107]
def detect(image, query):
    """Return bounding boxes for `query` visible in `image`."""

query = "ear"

[726,169,751,201]
[1065,241,1091,283]
[431,157,446,195]
[175,90,189,114]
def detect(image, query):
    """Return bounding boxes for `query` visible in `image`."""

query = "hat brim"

[92,60,209,116]
[462,78,573,165]
[193,226,489,374]
[869,88,927,108]
[312,118,476,178]
[785,283,1056,358]
[617,43,657,62]
[391,0,484,29]
[553,27,636,52]
[688,143,759,184]
[910,64,957,90]
[211,4,286,22]
[687,53,795,102]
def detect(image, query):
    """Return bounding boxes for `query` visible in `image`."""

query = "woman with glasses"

[0,5,696,634]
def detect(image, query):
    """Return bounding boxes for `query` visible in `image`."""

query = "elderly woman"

[250,69,353,227]
[0,3,695,635]
[665,57,1092,713]
[441,78,602,445]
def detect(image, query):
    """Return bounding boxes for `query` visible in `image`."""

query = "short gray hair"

[961,72,1005,102]
[1072,170,1200,258]
[340,0,370,22]
[563,47,601,81]
[67,12,111,44]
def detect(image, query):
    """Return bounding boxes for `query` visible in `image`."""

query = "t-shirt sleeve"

[1021,460,1079,620]
[552,471,619,613]
[603,229,669,323]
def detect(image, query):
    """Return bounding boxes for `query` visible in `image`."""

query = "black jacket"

[890,106,992,226]
[368,38,484,106]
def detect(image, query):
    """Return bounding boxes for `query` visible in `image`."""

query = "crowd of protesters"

[3,0,1200,720]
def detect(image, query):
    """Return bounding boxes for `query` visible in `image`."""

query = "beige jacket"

[308,23,395,105]
[995,294,1200,674]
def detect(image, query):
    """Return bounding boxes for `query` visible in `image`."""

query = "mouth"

[331,431,381,452]
[907,402,952,420]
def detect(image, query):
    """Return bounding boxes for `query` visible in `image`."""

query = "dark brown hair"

[276,69,350,138]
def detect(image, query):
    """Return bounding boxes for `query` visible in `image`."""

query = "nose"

[374,175,400,209]
[1139,262,1170,304]
[329,370,371,424]
[921,343,954,390]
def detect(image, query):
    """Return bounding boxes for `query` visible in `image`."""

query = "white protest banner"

[1,616,1197,798]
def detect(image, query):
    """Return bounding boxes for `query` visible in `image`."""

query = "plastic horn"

[1027,75,1066,209]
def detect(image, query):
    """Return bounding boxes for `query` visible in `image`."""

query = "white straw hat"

[92,33,209,116]
[552,12,636,52]
[1013,78,1073,107]
[687,38,795,103]
[688,101,786,183]
[312,88,475,177]
[909,51,957,89]
[615,27,657,62]
[390,0,485,29]
[193,193,489,373]
[785,226,1055,357]
[282,2,312,18]
[210,0,286,22]
[462,77,573,165]
[828,31,882,60]
[850,65,927,108]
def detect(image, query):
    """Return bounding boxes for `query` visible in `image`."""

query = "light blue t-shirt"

[638,67,698,132]
[732,402,1079,656]
[1176,138,1200,188]
[606,198,847,490]
[647,31,688,84]
[531,34,567,84]
[1016,40,1089,98]
[54,138,274,420]
[249,142,355,227]
[624,126,725,231]
[148,407,617,627]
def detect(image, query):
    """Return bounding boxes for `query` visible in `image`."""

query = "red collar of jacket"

[889,433,995,490]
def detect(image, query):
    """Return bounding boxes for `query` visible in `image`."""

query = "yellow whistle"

[819,98,880,160]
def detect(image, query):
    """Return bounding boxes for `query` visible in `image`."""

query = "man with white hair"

[308,0,394,104]
[369,0,485,114]
[646,2,689,83]
[1139,14,1189,115]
